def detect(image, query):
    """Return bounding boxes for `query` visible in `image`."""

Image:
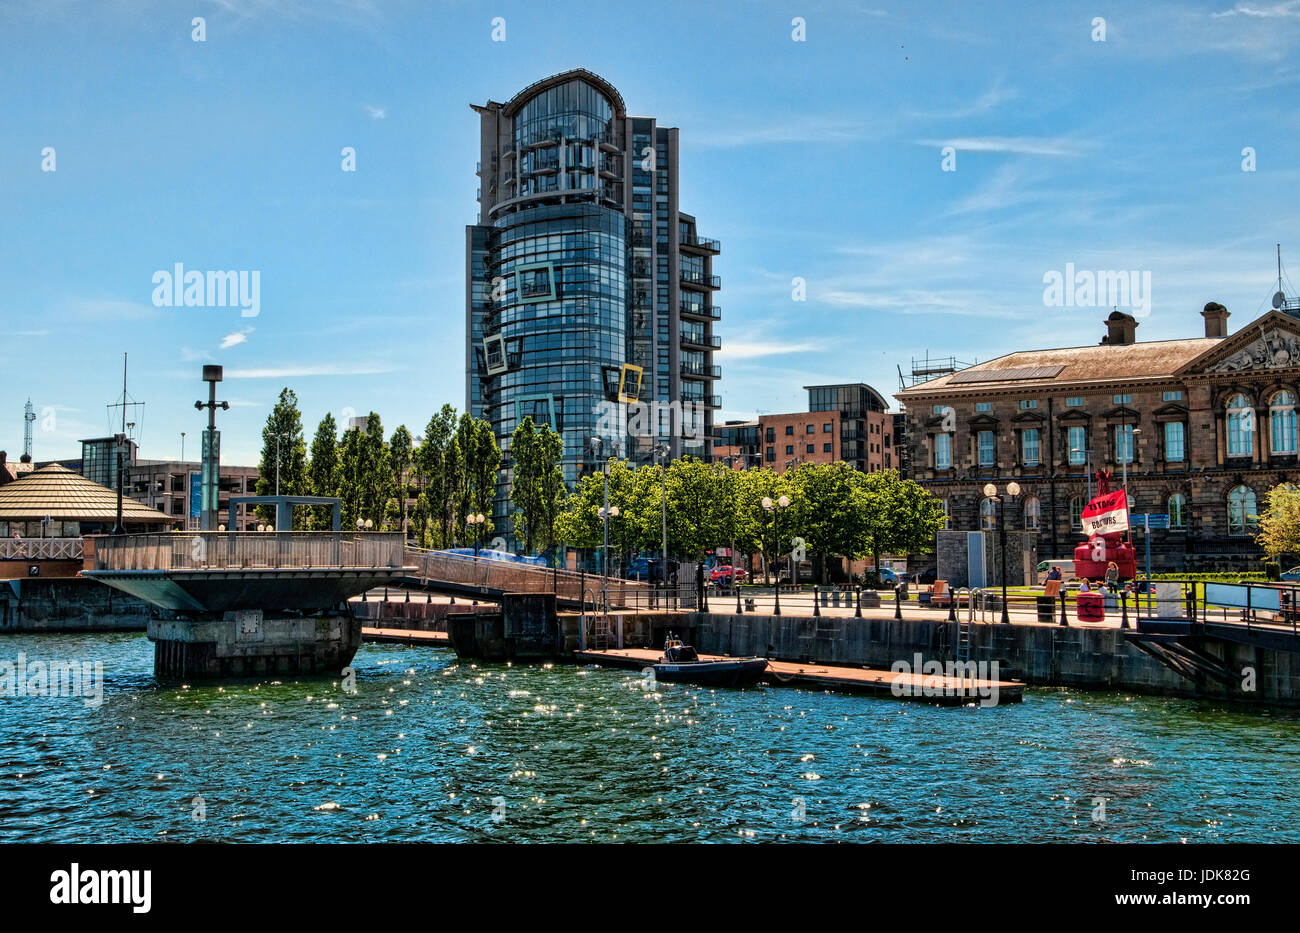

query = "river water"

[1,632,1297,843]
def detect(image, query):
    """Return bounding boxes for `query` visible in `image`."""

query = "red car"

[709,566,748,583]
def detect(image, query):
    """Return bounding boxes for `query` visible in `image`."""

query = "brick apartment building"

[715,383,897,474]
[895,304,1300,571]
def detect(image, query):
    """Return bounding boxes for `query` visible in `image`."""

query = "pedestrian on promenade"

[1045,565,1063,584]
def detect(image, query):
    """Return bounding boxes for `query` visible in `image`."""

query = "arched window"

[1226,393,1255,457]
[1024,496,1041,531]
[1227,485,1257,536]
[980,497,997,531]
[1168,493,1186,529]
[1070,496,1084,529]
[1270,390,1297,455]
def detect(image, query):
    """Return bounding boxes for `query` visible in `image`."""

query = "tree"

[554,458,647,571]
[509,416,565,555]
[454,413,500,545]
[1257,484,1300,560]
[414,405,458,547]
[736,467,797,584]
[306,413,339,529]
[662,457,731,558]
[859,470,947,568]
[389,425,413,539]
[254,387,308,526]
[788,462,869,582]
[336,413,388,530]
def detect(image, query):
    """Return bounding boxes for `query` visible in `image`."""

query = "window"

[1227,485,1257,536]
[1019,400,1038,410]
[1113,394,1132,405]
[978,430,995,467]
[1115,424,1135,464]
[765,427,775,443]
[806,424,815,434]
[1070,496,1084,528]
[1168,493,1186,529]
[1162,390,1183,402]
[785,445,794,455]
[1065,397,1084,408]
[766,446,775,462]
[1226,393,1254,457]
[785,425,794,435]
[1068,426,1087,465]
[806,444,814,454]
[975,402,992,413]
[1164,421,1185,462]
[934,433,952,470]
[1021,428,1040,466]
[1270,390,1297,455]
[1024,496,1041,531]
[932,405,946,415]
[980,497,997,531]
[823,443,832,453]
[823,423,833,433]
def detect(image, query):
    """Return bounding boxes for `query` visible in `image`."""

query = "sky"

[2,0,1299,466]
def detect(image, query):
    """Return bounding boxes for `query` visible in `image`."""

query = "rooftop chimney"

[1201,301,1230,338]
[1102,310,1138,346]
[0,451,9,486]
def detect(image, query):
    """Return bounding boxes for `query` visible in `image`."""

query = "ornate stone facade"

[896,308,1300,572]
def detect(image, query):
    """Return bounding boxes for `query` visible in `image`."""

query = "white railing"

[0,537,85,561]
[91,532,406,572]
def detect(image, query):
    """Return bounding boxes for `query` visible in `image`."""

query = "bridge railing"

[0,537,84,561]
[91,532,407,572]
[405,548,648,606]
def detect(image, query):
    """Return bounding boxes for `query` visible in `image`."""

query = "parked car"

[1282,566,1300,582]
[709,565,748,584]
[910,567,938,586]
[626,557,679,584]
[877,567,903,586]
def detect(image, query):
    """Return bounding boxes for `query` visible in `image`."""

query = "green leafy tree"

[859,469,947,568]
[788,462,869,582]
[453,413,501,545]
[509,416,565,554]
[254,387,308,526]
[389,425,414,539]
[662,456,731,559]
[1257,484,1300,560]
[306,413,339,529]
[554,459,646,571]
[414,405,458,547]
[736,467,797,584]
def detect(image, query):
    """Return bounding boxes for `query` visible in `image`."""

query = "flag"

[1081,489,1129,537]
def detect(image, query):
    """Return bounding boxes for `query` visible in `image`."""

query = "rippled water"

[1,632,1298,842]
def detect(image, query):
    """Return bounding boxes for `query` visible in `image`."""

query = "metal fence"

[0,537,84,561]
[404,548,648,606]
[91,532,407,572]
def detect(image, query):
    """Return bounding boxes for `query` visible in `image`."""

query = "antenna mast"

[23,399,35,461]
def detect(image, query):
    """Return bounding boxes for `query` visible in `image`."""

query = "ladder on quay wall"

[956,588,977,662]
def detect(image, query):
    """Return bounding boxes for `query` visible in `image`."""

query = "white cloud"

[718,339,827,360]
[364,104,387,120]
[916,136,1083,157]
[220,327,254,349]
[225,363,399,379]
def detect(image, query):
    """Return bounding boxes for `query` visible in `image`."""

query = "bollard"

[426,591,431,604]
[1059,589,1069,627]
[383,587,389,602]
[361,590,367,603]
[736,582,743,615]
[1121,589,1130,629]
[813,585,821,617]
[855,585,862,618]
[404,589,410,603]
[947,596,957,623]
[894,584,903,620]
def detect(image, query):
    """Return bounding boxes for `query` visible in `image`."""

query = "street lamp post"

[273,431,290,497]
[466,512,486,557]
[1071,446,1093,501]
[983,481,1021,624]
[762,494,791,616]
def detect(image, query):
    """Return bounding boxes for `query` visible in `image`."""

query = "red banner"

[1081,489,1129,537]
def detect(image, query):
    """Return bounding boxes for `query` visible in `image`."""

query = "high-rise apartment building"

[466,70,722,549]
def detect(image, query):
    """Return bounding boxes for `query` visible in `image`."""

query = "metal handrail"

[91,532,405,572]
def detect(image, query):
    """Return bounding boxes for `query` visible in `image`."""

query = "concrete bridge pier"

[148,609,361,679]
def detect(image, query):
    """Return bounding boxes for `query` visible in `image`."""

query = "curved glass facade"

[487,202,627,489]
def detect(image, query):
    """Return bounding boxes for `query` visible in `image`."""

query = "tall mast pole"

[115,353,127,535]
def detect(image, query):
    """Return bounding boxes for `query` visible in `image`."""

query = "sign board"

[1081,489,1129,536]
[189,472,202,519]
[1133,513,1170,531]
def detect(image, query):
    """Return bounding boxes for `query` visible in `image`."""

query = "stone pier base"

[148,610,360,679]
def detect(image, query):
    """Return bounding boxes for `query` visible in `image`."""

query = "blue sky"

[3,0,1299,465]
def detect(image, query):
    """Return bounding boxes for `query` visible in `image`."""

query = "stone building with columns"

[895,303,1300,572]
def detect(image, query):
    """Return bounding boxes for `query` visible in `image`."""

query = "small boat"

[653,633,768,687]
